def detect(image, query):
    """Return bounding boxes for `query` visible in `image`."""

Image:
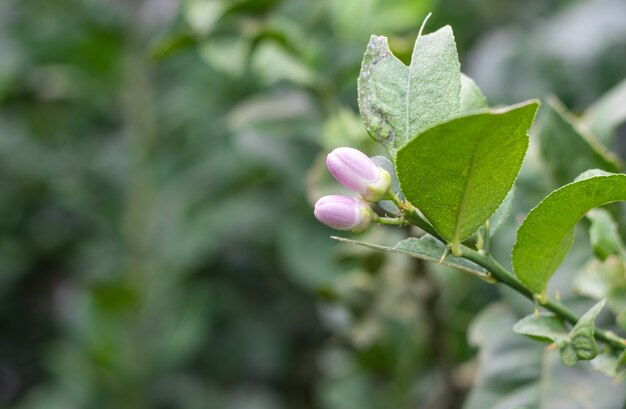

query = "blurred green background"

[1,0,625,408]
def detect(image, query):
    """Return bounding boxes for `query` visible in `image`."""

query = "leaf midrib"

[453,137,482,244]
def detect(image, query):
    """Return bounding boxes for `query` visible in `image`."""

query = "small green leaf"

[580,78,626,148]
[538,96,621,187]
[513,314,569,344]
[513,313,579,366]
[460,73,487,113]
[513,172,626,294]
[559,342,579,367]
[396,101,539,250]
[357,26,461,155]
[586,208,625,260]
[331,235,489,278]
[465,303,626,409]
[570,300,605,361]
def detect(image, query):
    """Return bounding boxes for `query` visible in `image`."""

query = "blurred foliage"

[0,0,625,408]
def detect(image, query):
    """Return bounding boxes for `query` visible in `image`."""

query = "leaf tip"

[417,12,433,39]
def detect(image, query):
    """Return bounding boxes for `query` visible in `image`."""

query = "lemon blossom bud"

[326,147,391,202]
[314,195,374,232]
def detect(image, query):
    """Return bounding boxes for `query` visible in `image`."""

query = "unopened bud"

[314,195,373,232]
[326,147,391,202]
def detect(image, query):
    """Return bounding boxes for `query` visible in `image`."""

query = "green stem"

[399,204,444,241]
[463,246,626,350]
[375,216,409,226]
[388,193,626,351]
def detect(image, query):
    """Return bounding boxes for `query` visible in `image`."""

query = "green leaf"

[331,235,490,279]
[569,300,605,360]
[580,78,626,148]
[559,342,580,367]
[513,314,568,344]
[513,171,626,294]
[460,73,487,113]
[538,96,621,187]
[357,26,461,156]
[586,208,625,260]
[396,101,539,252]
[513,314,579,366]
[464,303,626,409]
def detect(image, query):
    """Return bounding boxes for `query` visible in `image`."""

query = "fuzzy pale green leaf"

[396,101,539,250]
[460,73,487,113]
[357,26,460,156]
[331,235,489,278]
[513,172,626,294]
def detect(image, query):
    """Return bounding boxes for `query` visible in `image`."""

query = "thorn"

[555,290,561,301]
[439,246,450,264]
[534,299,540,320]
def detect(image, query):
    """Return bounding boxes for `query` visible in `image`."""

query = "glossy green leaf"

[357,26,460,156]
[396,101,539,251]
[580,78,626,148]
[331,235,489,279]
[569,300,605,360]
[513,171,626,294]
[460,73,487,112]
[538,96,621,187]
[586,208,624,260]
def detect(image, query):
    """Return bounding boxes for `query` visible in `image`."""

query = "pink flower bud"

[326,147,391,202]
[314,195,373,232]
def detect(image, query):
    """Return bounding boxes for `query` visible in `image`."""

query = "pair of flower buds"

[314,147,391,232]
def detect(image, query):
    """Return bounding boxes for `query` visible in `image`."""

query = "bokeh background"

[1,0,625,408]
